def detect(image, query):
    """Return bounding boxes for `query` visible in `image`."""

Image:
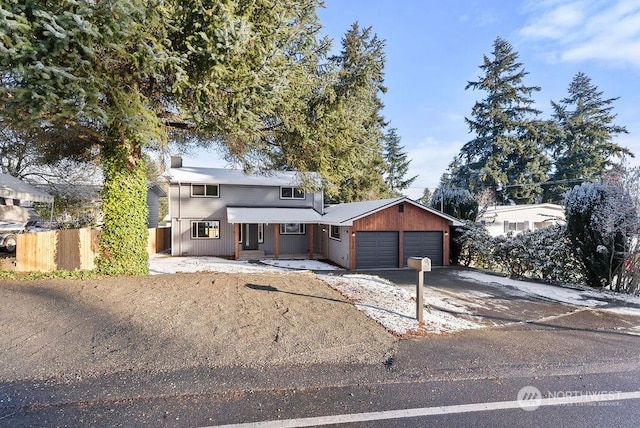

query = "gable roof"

[0,173,54,203]
[322,197,464,226]
[161,167,320,188]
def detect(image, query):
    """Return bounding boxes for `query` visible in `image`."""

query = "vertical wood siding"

[353,203,451,267]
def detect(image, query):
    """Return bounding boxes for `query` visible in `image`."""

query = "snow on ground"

[599,307,640,316]
[149,254,341,275]
[149,254,282,274]
[321,274,482,336]
[260,259,343,270]
[149,256,640,336]
[454,270,640,310]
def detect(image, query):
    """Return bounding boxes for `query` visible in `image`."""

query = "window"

[508,222,526,232]
[280,223,305,234]
[258,223,264,243]
[191,184,219,197]
[329,225,341,240]
[191,221,220,239]
[280,187,305,199]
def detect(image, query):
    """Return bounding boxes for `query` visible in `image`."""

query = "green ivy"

[96,141,149,275]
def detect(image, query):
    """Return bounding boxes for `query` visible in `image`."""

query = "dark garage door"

[403,231,443,267]
[356,231,399,269]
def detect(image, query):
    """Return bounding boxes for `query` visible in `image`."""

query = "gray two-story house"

[163,157,463,269]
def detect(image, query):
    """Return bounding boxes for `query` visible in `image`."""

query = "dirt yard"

[0,271,397,382]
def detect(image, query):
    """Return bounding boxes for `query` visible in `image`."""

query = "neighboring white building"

[477,203,565,237]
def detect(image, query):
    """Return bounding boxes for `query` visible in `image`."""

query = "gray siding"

[325,225,351,268]
[278,231,309,255]
[146,191,159,228]
[171,217,235,256]
[169,182,322,256]
[169,183,321,218]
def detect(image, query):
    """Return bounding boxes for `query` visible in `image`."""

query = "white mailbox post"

[408,257,431,322]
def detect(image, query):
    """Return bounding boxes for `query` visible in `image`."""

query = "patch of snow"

[149,254,284,275]
[260,259,343,270]
[321,274,482,335]
[599,307,640,317]
[149,255,342,274]
[454,270,608,307]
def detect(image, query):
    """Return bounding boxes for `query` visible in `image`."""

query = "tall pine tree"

[327,23,388,202]
[383,127,417,196]
[546,72,631,202]
[266,22,389,203]
[447,37,549,204]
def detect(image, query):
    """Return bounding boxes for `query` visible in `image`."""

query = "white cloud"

[519,0,640,70]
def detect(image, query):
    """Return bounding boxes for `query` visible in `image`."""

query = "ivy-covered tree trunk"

[97,135,149,275]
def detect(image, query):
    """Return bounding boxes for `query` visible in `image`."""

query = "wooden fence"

[13,226,171,272]
[147,226,171,256]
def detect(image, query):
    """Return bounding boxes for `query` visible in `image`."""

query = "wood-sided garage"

[321,197,463,270]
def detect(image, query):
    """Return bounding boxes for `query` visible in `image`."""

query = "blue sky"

[184,0,640,200]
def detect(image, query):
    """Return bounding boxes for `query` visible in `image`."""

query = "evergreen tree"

[546,72,631,202]
[325,23,389,202]
[0,0,324,274]
[430,187,478,264]
[430,188,478,221]
[417,188,432,205]
[448,37,548,204]
[271,22,389,203]
[383,127,417,195]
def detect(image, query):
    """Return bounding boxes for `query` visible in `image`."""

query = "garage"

[356,231,399,269]
[403,231,443,267]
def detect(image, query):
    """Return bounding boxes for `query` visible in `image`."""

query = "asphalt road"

[3,268,640,427]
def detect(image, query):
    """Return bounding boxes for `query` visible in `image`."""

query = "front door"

[243,223,259,250]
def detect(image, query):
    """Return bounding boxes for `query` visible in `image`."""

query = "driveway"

[353,267,640,336]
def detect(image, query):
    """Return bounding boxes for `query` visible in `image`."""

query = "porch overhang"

[226,207,322,224]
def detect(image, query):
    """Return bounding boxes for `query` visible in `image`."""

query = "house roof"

[226,198,463,226]
[147,182,167,197]
[162,167,320,187]
[0,173,54,203]
[322,197,464,226]
[227,207,322,224]
[480,203,565,214]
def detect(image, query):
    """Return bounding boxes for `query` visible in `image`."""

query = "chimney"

[170,155,182,168]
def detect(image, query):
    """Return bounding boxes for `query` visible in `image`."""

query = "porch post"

[234,223,240,260]
[274,223,280,259]
[308,224,314,259]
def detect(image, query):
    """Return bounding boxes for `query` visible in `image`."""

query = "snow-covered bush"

[455,221,495,268]
[565,182,639,290]
[455,222,584,285]
[497,225,584,284]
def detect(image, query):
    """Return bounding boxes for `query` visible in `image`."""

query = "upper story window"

[280,187,305,199]
[191,184,219,197]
